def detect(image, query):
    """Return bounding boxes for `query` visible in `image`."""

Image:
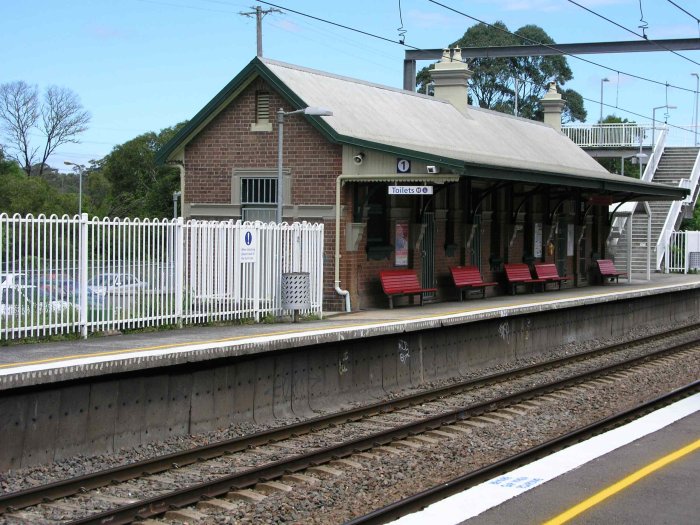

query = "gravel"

[0,319,698,525]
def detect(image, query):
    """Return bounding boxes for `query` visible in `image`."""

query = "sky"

[2,0,700,171]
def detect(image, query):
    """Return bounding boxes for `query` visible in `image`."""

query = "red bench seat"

[533,263,571,290]
[504,263,545,295]
[449,266,497,300]
[596,259,627,284]
[379,269,437,309]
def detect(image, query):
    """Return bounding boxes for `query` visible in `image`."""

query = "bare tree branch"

[0,81,39,175]
[0,81,90,177]
[38,86,90,177]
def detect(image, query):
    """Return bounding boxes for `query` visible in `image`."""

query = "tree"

[99,122,187,218]
[416,22,586,122]
[0,148,77,216]
[0,81,90,177]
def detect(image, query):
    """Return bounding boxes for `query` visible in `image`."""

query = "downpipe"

[335,174,352,312]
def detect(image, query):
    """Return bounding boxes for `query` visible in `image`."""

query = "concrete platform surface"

[1,273,699,390]
[388,394,699,525]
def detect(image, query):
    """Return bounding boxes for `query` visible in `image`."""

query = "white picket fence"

[666,230,700,273]
[0,214,324,341]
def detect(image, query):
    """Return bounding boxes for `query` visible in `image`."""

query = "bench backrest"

[534,263,560,279]
[504,263,533,281]
[380,269,422,294]
[450,266,484,286]
[596,259,620,275]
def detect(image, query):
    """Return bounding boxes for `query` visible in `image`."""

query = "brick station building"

[157,51,686,312]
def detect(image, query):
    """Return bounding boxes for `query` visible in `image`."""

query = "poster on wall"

[395,222,409,266]
[567,224,575,256]
[534,223,543,258]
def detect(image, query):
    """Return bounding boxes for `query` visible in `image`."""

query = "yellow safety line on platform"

[0,286,650,371]
[542,438,700,525]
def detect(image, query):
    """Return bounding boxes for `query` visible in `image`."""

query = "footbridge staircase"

[563,124,700,276]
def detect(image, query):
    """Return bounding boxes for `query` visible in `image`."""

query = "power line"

[138,0,697,97]
[427,0,696,95]
[565,0,700,67]
[666,0,700,24]
[490,67,691,133]
[255,0,421,50]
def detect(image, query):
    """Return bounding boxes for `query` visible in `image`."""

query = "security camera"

[353,152,365,165]
[426,165,440,174]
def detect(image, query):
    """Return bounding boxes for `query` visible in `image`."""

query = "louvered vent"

[256,92,270,122]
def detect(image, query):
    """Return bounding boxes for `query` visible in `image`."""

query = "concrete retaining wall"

[2,288,698,470]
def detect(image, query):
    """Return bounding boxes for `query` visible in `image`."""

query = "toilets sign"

[388,186,433,195]
[240,227,257,263]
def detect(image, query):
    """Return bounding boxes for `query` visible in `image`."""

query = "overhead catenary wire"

[565,0,700,67]
[131,0,696,134]
[256,0,421,50]
[502,68,691,134]
[397,0,407,45]
[139,0,698,97]
[666,0,700,24]
[427,0,697,95]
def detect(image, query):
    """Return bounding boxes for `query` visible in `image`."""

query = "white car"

[0,286,74,317]
[88,273,148,296]
[0,273,28,288]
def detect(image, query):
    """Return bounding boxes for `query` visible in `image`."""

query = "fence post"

[79,213,88,338]
[253,222,261,322]
[175,217,184,327]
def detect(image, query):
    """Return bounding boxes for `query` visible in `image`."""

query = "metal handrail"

[562,123,653,148]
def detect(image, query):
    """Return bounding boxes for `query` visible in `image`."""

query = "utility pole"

[239,5,282,57]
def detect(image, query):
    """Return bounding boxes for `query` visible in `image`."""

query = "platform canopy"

[158,57,688,203]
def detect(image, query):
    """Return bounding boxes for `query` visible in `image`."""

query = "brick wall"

[184,77,343,310]
[184,78,341,207]
[181,76,603,312]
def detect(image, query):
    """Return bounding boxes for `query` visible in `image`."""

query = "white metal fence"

[561,123,653,148]
[0,214,324,341]
[666,231,700,273]
[562,123,699,149]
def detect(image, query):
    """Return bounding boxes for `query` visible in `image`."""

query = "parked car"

[0,272,28,288]
[0,286,75,317]
[48,278,105,309]
[87,273,148,296]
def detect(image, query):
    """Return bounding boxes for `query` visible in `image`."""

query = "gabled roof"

[157,57,687,201]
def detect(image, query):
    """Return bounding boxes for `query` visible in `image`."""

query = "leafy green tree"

[0,149,77,216]
[417,21,586,123]
[99,122,186,218]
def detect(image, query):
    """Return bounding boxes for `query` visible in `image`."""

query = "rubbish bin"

[282,272,310,317]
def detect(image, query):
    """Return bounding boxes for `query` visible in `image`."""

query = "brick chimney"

[540,82,566,131]
[430,47,472,113]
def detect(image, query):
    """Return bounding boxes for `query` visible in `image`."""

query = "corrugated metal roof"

[156,57,687,200]
[261,58,663,191]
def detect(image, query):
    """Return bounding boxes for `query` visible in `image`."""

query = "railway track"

[1,327,698,524]
[346,380,699,525]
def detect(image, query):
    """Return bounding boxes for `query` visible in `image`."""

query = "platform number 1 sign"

[396,158,411,173]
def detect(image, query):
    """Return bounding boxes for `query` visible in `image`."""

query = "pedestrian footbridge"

[563,123,700,275]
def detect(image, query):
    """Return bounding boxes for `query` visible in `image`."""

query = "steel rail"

[1,324,697,515]
[60,341,698,524]
[344,380,700,525]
